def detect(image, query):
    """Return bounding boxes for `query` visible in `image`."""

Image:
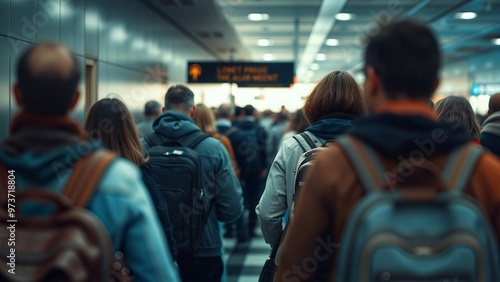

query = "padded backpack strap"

[441,145,484,193]
[63,150,117,208]
[336,136,387,192]
[143,132,167,148]
[293,132,317,152]
[179,131,210,149]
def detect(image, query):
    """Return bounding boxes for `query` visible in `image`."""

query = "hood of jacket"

[152,110,201,141]
[481,111,500,138]
[305,114,356,140]
[348,113,471,158]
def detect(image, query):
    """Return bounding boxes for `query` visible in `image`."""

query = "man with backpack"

[231,105,268,240]
[0,42,179,281]
[141,84,243,282]
[276,20,500,281]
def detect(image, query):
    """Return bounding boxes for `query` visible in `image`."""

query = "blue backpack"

[335,136,500,282]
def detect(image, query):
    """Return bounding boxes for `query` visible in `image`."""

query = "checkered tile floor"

[222,228,271,282]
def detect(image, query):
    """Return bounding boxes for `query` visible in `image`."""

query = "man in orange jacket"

[276,19,500,281]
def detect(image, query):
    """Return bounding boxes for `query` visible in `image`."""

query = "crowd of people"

[1,19,500,282]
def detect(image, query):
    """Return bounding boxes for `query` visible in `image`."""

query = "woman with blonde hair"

[84,98,178,261]
[256,70,366,280]
[193,103,239,178]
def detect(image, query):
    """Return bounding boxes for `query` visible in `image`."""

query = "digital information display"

[187,62,294,87]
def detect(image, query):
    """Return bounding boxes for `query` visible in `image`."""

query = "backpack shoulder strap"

[336,136,387,192]
[143,132,166,148]
[441,144,484,193]
[293,132,318,152]
[178,131,210,149]
[63,150,117,208]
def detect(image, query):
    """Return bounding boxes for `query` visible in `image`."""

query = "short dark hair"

[16,42,80,115]
[164,84,195,112]
[235,106,243,117]
[144,100,161,116]
[243,105,255,116]
[364,19,440,100]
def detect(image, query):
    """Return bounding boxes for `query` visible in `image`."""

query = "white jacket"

[256,131,325,248]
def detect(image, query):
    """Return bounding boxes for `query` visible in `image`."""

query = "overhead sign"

[471,83,500,96]
[187,62,294,87]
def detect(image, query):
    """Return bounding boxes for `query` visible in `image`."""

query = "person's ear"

[69,91,80,110]
[190,106,196,118]
[13,84,23,108]
[432,78,440,94]
[364,66,379,100]
[162,106,166,112]
[487,110,491,116]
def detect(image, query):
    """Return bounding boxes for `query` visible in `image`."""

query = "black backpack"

[143,131,212,256]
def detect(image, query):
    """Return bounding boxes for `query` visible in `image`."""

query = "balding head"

[217,103,232,119]
[15,42,80,115]
[488,93,500,115]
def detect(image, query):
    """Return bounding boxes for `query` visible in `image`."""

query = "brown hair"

[84,98,147,166]
[302,70,366,124]
[435,96,480,140]
[193,103,217,134]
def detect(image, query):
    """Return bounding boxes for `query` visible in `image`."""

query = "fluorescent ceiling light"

[110,27,127,42]
[492,38,500,45]
[335,13,355,21]
[132,39,145,49]
[316,53,326,61]
[263,54,276,61]
[248,13,270,21]
[325,38,339,46]
[148,44,160,56]
[454,12,477,20]
[310,63,320,71]
[257,39,274,46]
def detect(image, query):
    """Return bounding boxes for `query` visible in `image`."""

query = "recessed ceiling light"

[310,63,320,71]
[454,12,477,20]
[263,54,276,61]
[257,39,274,46]
[492,38,500,45]
[325,38,339,46]
[316,53,326,61]
[248,13,270,21]
[335,13,356,21]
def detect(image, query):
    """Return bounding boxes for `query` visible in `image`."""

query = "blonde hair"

[193,103,217,134]
[303,70,366,124]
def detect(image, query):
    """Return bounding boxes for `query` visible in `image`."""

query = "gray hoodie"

[482,111,500,137]
[145,110,244,257]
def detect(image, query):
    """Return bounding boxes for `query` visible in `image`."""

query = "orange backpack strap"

[63,149,117,208]
[0,164,8,203]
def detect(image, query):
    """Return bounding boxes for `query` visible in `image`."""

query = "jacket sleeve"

[256,140,289,246]
[274,147,333,282]
[140,164,178,260]
[213,142,244,222]
[93,160,180,282]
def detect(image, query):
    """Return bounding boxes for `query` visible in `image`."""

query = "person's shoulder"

[97,157,144,196]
